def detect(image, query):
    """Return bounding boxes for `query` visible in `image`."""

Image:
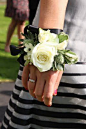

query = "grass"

[0,4,28,82]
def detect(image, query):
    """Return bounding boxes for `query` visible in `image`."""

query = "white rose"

[38,28,59,44]
[57,40,68,50]
[31,43,57,72]
[38,28,51,43]
[48,33,59,43]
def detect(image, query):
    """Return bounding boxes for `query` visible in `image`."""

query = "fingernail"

[47,102,52,107]
[34,95,36,98]
[53,89,57,96]
[47,105,51,107]
[25,87,28,90]
[42,97,44,101]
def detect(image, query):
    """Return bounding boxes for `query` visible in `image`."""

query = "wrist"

[39,0,68,29]
[38,21,64,30]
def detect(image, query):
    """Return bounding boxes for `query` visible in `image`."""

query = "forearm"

[39,0,68,29]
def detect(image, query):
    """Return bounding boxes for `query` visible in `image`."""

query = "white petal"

[24,48,28,52]
[57,40,68,50]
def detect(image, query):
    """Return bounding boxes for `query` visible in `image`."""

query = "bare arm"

[39,0,68,29]
[22,0,68,106]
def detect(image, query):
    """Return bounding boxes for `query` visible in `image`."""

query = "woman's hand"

[22,64,63,106]
[22,0,68,106]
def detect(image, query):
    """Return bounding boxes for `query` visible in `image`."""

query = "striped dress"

[1,0,86,128]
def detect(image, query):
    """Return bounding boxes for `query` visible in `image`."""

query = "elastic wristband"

[24,25,63,35]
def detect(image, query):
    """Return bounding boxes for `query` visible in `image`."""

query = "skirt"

[1,0,86,128]
[5,0,29,21]
[1,62,86,129]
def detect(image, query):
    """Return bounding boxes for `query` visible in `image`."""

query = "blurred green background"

[0,3,28,82]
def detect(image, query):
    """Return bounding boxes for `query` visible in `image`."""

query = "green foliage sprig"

[18,28,78,72]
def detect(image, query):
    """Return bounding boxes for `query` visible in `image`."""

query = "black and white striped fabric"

[1,0,86,128]
[1,63,86,129]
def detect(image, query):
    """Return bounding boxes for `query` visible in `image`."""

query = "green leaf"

[58,49,78,64]
[24,60,30,66]
[58,50,65,55]
[65,50,77,55]
[19,39,24,42]
[58,32,69,43]
[55,54,64,64]
[34,41,39,46]
[23,39,34,45]
[64,56,71,64]
[18,43,24,46]
[27,31,34,40]
[20,50,24,54]
[52,59,64,71]
[64,55,78,64]
[21,33,29,39]
[35,33,38,41]
[21,33,26,37]
[56,64,64,71]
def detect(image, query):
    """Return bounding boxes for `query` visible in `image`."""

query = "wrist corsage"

[19,26,78,72]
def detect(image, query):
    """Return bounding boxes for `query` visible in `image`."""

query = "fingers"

[55,71,63,89]
[53,89,58,96]
[28,69,45,102]
[35,72,45,102]
[28,66,37,97]
[22,64,63,107]
[44,81,54,106]
[53,70,63,96]
[22,64,30,90]
[43,71,59,106]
